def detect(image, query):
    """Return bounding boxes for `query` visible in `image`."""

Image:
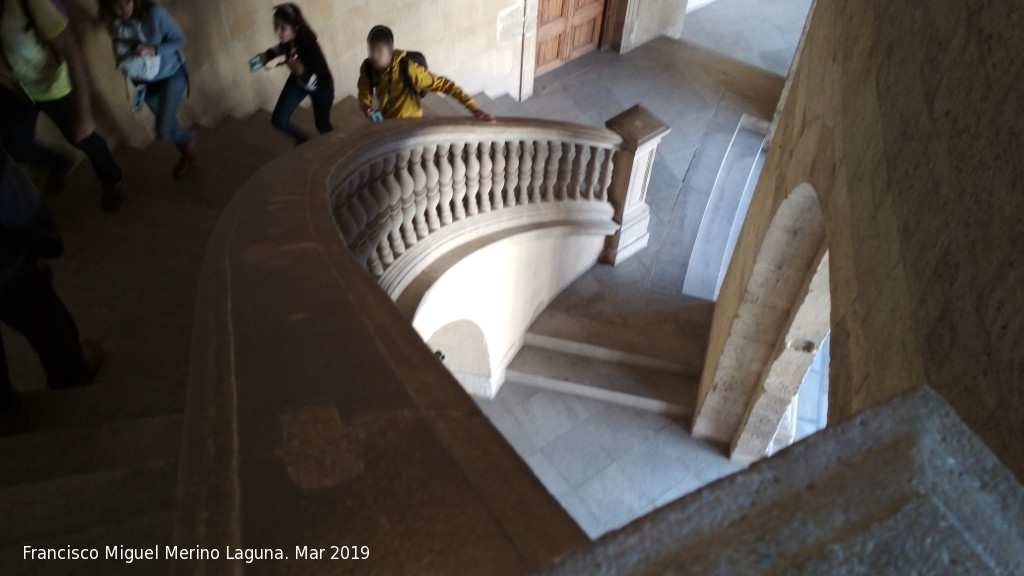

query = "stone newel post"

[602,105,670,265]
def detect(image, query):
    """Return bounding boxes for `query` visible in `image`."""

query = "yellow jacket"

[358,50,479,119]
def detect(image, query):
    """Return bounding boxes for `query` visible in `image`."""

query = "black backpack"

[362,50,429,101]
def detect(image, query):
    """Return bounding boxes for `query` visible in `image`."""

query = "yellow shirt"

[358,50,479,119]
[0,0,72,101]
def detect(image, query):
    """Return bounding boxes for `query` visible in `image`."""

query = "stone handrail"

[329,108,669,298]
[174,108,669,575]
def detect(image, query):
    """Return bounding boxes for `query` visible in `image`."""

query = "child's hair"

[273,3,317,46]
[97,0,156,24]
[367,25,394,48]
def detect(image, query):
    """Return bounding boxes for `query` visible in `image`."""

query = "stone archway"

[731,250,831,462]
[691,183,827,461]
[425,319,492,398]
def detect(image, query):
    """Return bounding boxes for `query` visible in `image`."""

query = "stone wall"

[699,0,1024,479]
[612,0,689,52]
[63,0,529,147]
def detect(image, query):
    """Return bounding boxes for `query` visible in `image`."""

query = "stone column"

[603,105,670,265]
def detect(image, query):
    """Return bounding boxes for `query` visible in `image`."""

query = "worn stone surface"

[694,0,1024,479]
[692,184,825,447]
[539,387,1024,575]
[174,127,590,575]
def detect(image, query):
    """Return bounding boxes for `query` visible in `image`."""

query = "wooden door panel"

[568,16,601,58]
[536,32,567,74]
[539,0,568,25]
[535,0,605,74]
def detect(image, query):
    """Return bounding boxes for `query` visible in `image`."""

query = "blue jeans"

[271,77,334,144]
[142,67,192,150]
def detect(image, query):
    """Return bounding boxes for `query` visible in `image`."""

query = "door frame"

[518,0,617,101]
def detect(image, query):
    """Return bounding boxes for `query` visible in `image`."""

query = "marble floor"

[475,383,744,539]
[477,37,784,345]
[468,37,788,538]
[680,0,814,76]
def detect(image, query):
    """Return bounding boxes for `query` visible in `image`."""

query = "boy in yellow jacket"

[358,25,494,122]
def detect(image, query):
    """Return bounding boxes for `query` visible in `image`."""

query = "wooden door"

[536,0,606,75]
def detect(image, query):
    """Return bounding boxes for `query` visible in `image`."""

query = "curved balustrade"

[327,119,633,298]
[174,107,669,576]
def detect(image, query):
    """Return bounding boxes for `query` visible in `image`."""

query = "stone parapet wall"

[695,0,1024,479]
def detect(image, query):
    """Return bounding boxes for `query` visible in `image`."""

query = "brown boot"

[173,140,198,179]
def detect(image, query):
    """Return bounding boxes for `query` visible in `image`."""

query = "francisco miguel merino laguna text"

[24,545,288,563]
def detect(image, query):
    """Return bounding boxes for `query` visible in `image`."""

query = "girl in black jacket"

[258,3,334,144]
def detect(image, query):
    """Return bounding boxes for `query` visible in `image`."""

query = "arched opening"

[732,249,831,461]
[424,320,492,398]
[692,183,827,462]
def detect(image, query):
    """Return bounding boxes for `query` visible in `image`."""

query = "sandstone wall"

[701,0,1024,478]
[61,0,529,147]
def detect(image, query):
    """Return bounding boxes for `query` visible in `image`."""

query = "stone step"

[0,414,183,489]
[0,508,174,575]
[524,332,692,375]
[655,102,745,294]
[0,460,178,547]
[3,379,185,435]
[539,387,1024,575]
[715,135,768,297]
[506,345,698,415]
[683,116,767,300]
[210,111,294,158]
[329,95,368,134]
[421,92,476,117]
[528,308,712,370]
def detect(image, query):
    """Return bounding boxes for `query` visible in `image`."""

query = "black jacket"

[0,147,62,292]
[266,40,333,91]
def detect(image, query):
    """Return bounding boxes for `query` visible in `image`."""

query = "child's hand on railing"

[474,110,496,124]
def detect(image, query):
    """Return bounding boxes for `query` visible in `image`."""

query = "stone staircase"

[682,113,768,300]
[505,309,706,418]
[0,97,368,574]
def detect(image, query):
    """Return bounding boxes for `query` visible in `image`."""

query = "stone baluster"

[478,141,493,213]
[409,147,429,239]
[423,144,441,232]
[381,155,405,257]
[491,141,506,211]
[352,167,380,274]
[465,142,481,216]
[543,140,562,201]
[437,143,454,226]
[603,105,671,265]
[396,150,417,248]
[516,140,533,206]
[504,141,519,208]
[452,142,468,221]
[598,149,615,202]
[344,173,369,253]
[368,159,395,267]
[335,179,358,249]
[582,146,601,200]
[556,142,574,199]
[529,140,546,204]
[567,143,586,200]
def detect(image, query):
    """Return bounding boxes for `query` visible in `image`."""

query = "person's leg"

[0,87,69,180]
[37,95,123,187]
[271,79,310,144]
[146,72,192,150]
[0,266,88,389]
[146,71,197,178]
[311,82,335,135]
